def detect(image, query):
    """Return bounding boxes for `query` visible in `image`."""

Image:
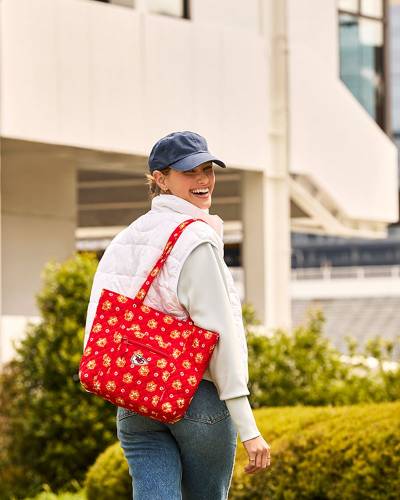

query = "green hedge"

[2,254,399,499]
[84,401,400,500]
[24,491,85,500]
[0,254,117,499]
[246,309,400,408]
[85,443,131,500]
[231,401,400,499]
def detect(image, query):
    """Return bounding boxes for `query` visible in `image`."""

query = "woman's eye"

[184,166,213,174]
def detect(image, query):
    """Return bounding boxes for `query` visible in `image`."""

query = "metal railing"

[291,265,400,281]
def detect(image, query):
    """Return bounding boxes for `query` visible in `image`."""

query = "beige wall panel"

[191,0,260,33]
[1,0,58,142]
[287,0,339,75]
[2,155,76,316]
[3,157,74,217]
[57,0,92,146]
[89,5,144,152]
[220,27,269,170]
[192,23,224,156]
[143,14,195,149]
[2,215,76,315]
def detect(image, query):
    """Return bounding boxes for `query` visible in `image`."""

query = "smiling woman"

[83,130,270,500]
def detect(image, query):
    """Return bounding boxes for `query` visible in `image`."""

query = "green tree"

[0,253,116,499]
[247,310,400,408]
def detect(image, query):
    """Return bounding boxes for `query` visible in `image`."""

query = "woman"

[84,131,271,499]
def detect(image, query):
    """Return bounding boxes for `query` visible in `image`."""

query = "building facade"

[291,0,400,353]
[1,0,398,363]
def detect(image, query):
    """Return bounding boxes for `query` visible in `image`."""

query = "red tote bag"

[79,218,220,424]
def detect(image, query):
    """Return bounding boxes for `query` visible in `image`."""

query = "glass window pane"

[114,0,134,6]
[338,0,358,13]
[146,0,183,18]
[93,1,134,6]
[339,13,385,126]
[339,14,361,99]
[361,0,383,18]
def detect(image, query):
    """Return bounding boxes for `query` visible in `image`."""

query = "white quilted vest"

[84,195,248,378]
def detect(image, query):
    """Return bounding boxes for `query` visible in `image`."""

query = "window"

[93,0,134,7]
[92,0,190,19]
[390,3,400,135]
[146,0,190,19]
[338,0,387,130]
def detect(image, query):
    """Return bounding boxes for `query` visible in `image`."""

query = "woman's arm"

[177,242,260,442]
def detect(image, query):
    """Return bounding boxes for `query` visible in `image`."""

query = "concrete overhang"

[290,173,390,238]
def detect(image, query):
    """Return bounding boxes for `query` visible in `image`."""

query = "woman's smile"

[155,161,216,210]
[189,187,211,199]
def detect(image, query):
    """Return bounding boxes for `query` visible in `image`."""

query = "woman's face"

[154,161,216,210]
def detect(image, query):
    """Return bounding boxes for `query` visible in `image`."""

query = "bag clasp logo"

[130,353,148,366]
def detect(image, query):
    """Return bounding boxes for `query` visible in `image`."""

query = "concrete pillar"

[1,141,76,363]
[241,0,291,330]
[241,171,266,322]
[241,171,291,330]
[0,140,3,363]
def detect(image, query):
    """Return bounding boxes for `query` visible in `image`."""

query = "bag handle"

[134,218,207,303]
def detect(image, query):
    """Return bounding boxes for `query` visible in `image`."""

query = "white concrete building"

[290,0,400,355]
[1,0,398,363]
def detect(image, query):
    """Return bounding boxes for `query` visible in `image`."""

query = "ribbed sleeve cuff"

[224,396,261,442]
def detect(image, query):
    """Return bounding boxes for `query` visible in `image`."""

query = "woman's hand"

[242,435,271,474]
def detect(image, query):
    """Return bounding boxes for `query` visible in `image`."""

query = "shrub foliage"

[85,442,131,500]
[0,254,399,499]
[246,309,400,408]
[83,402,400,500]
[230,401,400,499]
[0,254,117,499]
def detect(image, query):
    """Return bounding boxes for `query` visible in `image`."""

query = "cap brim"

[169,151,226,171]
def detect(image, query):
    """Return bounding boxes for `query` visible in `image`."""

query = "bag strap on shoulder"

[134,218,207,304]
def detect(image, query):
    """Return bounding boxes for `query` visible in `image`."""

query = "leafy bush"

[24,488,85,500]
[1,252,399,499]
[246,310,400,408]
[82,402,400,500]
[0,254,117,499]
[85,443,131,500]
[230,401,400,499]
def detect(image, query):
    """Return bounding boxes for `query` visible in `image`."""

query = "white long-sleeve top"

[177,242,260,442]
[83,192,260,442]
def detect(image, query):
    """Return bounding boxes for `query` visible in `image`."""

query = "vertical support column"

[263,171,291,331]
[1,143,76,364]
[241,171,267,323]
[266,0,291,331]
[0,139,3,364]
[242,0,291,331]
[242,170,291,331]
[0,1,3,364]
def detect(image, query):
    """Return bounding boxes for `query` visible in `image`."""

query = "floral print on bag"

[78,219,220,424]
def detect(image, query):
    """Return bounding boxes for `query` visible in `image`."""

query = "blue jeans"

[116,379,238,500]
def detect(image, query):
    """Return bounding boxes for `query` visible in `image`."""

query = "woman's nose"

[196,171,208,183]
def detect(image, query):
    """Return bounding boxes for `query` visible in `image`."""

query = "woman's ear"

[152,170,167,191]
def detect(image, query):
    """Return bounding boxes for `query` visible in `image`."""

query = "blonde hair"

[145,167,171,199]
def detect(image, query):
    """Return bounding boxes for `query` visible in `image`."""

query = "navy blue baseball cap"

[148,131,226,173]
